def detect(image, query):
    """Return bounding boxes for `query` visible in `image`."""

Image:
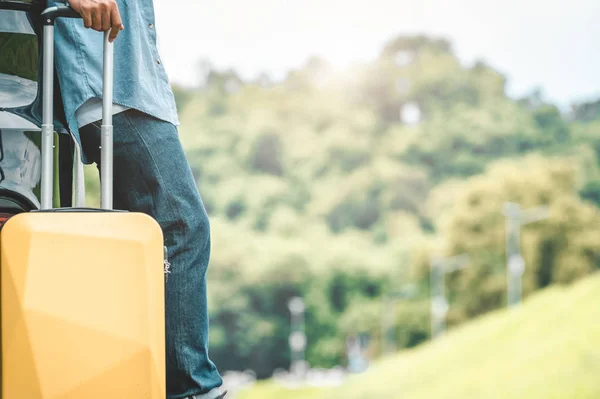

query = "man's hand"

[67,0,124,43]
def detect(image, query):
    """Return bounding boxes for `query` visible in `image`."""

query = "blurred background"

[87,0,599,397]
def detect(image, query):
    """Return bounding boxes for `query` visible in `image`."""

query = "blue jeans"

[79,109,224,399]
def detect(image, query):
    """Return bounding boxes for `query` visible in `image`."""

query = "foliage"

[239,272,600,399]
[0,32,38,81]
[82,34,600,377]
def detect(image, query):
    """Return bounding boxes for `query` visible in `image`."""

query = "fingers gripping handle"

[40,7,115,210]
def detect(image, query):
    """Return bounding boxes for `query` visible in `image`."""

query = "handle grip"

[40,6,114,210]
[41,5,82,23]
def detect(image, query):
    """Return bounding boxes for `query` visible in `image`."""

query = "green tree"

[439,155,600,321]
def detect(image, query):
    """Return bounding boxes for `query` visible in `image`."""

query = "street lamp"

[430,254,469,339]
[288,297,307,379]
[381,284,418,355]
[503,202,549,308]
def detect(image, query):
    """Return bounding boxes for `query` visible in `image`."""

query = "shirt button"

[149,23,154,29]
[157,59,161,65]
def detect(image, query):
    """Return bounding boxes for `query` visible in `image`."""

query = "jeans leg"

[79,109,223,399]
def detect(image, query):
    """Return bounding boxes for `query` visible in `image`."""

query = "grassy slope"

[239,272,600,399]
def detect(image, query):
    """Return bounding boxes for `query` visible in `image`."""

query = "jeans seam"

[122,111,187,236]
[121,110,188,372]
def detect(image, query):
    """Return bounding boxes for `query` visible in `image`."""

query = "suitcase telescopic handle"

[40,5,114,211]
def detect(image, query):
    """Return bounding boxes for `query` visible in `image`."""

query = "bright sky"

[154,0,600,108]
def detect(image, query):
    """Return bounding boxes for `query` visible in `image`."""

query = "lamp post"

[430,254,469,339]
[288,297,307,379]
[381,284,418,355]
[503,202,549,308]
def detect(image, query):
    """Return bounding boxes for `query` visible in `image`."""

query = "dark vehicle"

[0,0,45,222]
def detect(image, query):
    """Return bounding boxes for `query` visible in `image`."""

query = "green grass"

[238,272,600,399]
[237,383,324,399]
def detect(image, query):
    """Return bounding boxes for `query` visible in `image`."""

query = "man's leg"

[79,109,224,399]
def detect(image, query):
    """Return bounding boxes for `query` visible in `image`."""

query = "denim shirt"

[49,0,179,163]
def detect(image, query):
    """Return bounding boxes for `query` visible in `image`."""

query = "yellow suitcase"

[1,6,166,398]
[1,212,165,399]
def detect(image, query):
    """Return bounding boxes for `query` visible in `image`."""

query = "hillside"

[240,272,600,399]
[83,34,600,376]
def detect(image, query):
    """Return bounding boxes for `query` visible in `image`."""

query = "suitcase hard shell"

[1,212,166,398]
[1,5,166,398]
